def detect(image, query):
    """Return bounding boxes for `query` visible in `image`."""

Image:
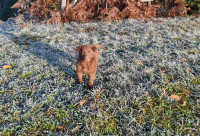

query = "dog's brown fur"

[76,44,106,88]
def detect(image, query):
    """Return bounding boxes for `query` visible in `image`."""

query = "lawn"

[0,17,199,135]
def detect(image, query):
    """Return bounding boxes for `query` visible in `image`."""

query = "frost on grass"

[0,17,200,135]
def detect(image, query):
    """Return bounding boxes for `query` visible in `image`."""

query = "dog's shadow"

[4,31,77,81]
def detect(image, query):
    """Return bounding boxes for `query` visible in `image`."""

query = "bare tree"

[61,0,67,10]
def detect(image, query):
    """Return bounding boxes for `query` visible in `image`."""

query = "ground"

[0,17,199,135]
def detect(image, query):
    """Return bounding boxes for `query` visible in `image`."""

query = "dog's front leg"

[88,73,96,89]
[77,71,83,83]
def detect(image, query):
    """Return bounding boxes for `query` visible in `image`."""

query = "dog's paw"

[88,85,93,90]
[76,80,83,84]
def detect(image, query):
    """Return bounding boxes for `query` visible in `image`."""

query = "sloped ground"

[0,17,200,135]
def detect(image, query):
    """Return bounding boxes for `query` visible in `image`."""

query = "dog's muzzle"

[80,55,85,61]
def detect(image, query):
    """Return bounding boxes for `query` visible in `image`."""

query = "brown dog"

[76,44,106,89]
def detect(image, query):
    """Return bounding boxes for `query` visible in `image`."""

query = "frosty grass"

[0,17,200,135]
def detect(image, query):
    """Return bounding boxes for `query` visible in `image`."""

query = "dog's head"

[76,44,106,62]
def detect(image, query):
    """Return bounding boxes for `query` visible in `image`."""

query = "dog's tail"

[93,44,106,50]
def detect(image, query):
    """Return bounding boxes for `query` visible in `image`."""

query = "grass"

[0,16,200,135]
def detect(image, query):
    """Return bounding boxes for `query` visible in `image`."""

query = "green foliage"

[186,0,200,13]
[136,95,198,135]
[19,72,32,79]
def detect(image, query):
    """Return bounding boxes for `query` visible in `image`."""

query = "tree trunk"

[61,0,67,10]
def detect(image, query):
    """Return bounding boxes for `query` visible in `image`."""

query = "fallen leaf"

[13,38,17,43]
[43,110,51,114]
[5,103,10,107]
[136,61,144,66]
[183,101,186,106]
[77,29,83,33]
[79,100,87,106]
[176,44,182,47]
[90,100,96,110]
[32,86,36,90]
[95,90,106,100]
[170,94,181,101]
[155,81,159,85]
[6,90,13,94]
[182,58,188,62]
[186,69,191,74]
[21,23,28,29]
[2,65,13,69]
[57,126,64,130]
[76,100,87,109]
[165,79,170,83]
[160,70,166,73]
[182,89,190,95]
[72,125,80,134]
[26,44,29,48]
[163,89,167,96]
[148,99,154,104]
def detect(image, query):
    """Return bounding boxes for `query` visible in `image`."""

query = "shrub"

[185,0,200,14]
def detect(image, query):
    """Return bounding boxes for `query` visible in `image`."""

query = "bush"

[185,0,200,14]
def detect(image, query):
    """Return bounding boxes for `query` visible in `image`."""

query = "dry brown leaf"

[2,65,13,69]
[13,38,17,43]
[76,100,87,108]
[182,89,190,95]
[182,58,188,62]
[148,99,154,104]
[176,44,182,47]
[95,90,106,100]
[5,103,10,107]
[170,94,181,101]
[32,86,36,90]
[90,100,96,110]
[21,23,28,29]
[6,90,14,94]
[57,126,64,130]
[77,29,83,33]
[26,44,30,48]
[165,79,170,83]
[160,70,166,73]
[43,110,51,114]
[163,89,167,96]
[183,101,186,106]
[186,69,191,74]
[72,125,80,134]
[136,61,144,66]
[79,100,87,106]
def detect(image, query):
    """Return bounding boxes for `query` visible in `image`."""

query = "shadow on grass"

[4,32,76,78]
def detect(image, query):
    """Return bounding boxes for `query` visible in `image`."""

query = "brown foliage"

[12,0,187,23]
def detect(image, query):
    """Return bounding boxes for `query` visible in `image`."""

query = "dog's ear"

[94,44,106,50]
[76,45,82,52]
[91,45,98,52]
